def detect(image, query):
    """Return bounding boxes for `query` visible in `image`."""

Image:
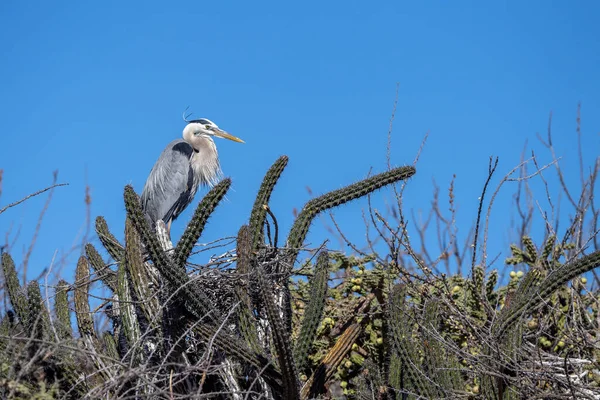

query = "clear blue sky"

[1,2,599,283]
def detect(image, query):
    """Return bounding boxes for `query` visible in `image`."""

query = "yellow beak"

[214,129,245,143]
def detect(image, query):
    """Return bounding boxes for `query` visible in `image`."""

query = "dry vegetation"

[0,107,599,399]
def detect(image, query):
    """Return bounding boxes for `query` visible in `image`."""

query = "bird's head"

[182,118,244,146]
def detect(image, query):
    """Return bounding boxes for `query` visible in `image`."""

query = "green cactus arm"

[249,156,288,250]
[541,235,556,260]
[124,217,160,326]
[494,250,600,338]
[102,331,119,360]
[1,252,28,323]
[421,300,462,396]
[26,281,50,343]
[173,178,231,268]
[116,258,141,365]
[486,269,498,299]
[123,185,170,270]
[124,185,217,321]
[234,287,261,353]
[511,266,544,310]
[74,256,95,338]
[235,225,261,353]
[286,166,416,266]
[54,280,73,340]
[387,284,435,398]
[522,236,538,264]
[470,264,485,314]
[236,225,252,275]
[85,243,117,292]
[256,265,300,399]
[95,216,125,262]
[293,250,329,373]
[387,350,403,398]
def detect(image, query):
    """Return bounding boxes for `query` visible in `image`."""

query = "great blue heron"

[141,118,244,233]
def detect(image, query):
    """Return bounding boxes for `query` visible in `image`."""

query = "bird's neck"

[190,137,222,187]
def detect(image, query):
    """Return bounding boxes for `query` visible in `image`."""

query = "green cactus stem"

[85,243,117,292]
[116,257,141,365]
[294,250,329,373]
[1,252,28,324]
[124,217,159,326]
[286,165,416,267]
[26,281,49,349]
[235,225,261,353]
[249,156,289,250]
[74,256,95,338]
[256,265,300,399]
[124,185,217,322]
[494,250,600,339]
[95,216,125,262]
[54,280,73,340]
[387,284,434,398]
[173,178,231,269]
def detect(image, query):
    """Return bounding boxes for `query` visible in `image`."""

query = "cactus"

[123,184,216,321]
[1,252,28,323]
[0,156,423,399]
[249,156,289,250]
[26,281,49,356]
[123,185,170,272]
[192,323,284,390]
[294,250,329,374]
[420,299,462,397]
[494,250,600,339]
[173,178,232,268]
[124,217,159,328]
[116,256,141,364]
[256,264,300,399]
[74,256,95,338]
[302,323,361,399]
[5,149,600,399]
[286,165,416,266]
[54,280,73,340]
[95,216,125,262]
[386,284,434,398]
[85,243,117,292]
[235,225,261,353]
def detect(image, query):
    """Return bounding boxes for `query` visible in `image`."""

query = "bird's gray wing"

[141,139,195,226]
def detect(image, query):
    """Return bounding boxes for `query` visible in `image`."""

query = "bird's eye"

[205,125,212,130]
